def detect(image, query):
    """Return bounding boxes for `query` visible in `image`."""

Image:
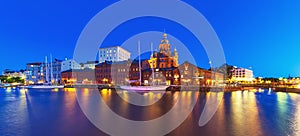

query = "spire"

[161,32,169,44]
[163,33,167,38]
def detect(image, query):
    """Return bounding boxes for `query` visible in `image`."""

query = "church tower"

[173,47,179,67]
[159,33,171,56]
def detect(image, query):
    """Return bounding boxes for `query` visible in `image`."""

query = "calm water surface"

[0,87,300,136]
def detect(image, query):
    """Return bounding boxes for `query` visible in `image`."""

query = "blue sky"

[0,0,300,77]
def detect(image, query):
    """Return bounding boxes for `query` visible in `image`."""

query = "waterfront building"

[61,69,95,85]
[61,59,82,72]
[178,61,224,86]
[109,60,131,85]
[178,61,205,86]
[128,59,150,85]
[95,60,131,85]
[26,62,44,84]
[98,46,131,63]
[232,67,254,82]
[2,69,27,79]
[95,61,112,84]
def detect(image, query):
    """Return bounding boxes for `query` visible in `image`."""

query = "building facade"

[148,33,179,69]
[95,61,112,84]
[232,67,254,82]
[95,60,132,85]
[61,69,95,85]
[98,46,131,63]
[178,61,224,86]
[61,59,82,72]
[26,62,43,84]
[2,69,27,79]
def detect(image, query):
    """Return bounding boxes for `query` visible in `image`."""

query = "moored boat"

[120,85,168,91]
[28,85,64,89]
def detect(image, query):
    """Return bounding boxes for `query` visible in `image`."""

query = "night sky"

[0,0,299,77]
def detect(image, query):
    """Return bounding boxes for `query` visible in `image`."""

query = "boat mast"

[45,56,49,83]
[151,42,155,86]
[138,41,142,86]
[50,54,53,84]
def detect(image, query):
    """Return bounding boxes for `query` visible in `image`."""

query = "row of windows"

[234,75,246,78]
[131,68,139,71]
[99,48,117,53]
[100,54,117,57]
[96,70,111,73]
[96,69,129,73]
[96,75,111,78]
[129,73,140,77]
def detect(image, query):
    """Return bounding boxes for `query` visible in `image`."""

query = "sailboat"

[120,42,169,91]
[27,55,64,89]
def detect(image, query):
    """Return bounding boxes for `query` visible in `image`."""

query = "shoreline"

[2,85,300,94]
[272,87,300,93]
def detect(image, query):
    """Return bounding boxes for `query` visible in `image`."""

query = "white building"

[61,59,82,72]
[2,69,26,79]
[26,62,44,84]
[82,61,99,69]
[98,46,131,63]
[232,67,254,82]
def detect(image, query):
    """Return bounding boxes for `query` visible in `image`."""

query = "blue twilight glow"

[0,0,299,77]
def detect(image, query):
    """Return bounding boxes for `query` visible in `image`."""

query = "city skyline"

[1,0,300,77]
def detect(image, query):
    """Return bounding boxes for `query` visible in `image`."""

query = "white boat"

[120,42,169,91]
[27,85,64,89]
[120,85,168,91]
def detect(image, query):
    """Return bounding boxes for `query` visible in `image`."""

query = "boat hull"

[120,85,169,91]
[27,85,64,89]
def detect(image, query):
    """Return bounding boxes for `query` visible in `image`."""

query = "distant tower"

[159,33,171,56]
[173,47,179,67]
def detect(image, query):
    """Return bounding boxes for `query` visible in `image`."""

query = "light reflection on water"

[0,88,300,136]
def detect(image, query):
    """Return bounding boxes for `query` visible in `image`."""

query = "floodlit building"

[98,46,131,63]
[148,33,179,69]
[178,61,224,86]
[232,67,254,82]
[95,60,138,85]
[61,69,95,85]
[142,33,180,85]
